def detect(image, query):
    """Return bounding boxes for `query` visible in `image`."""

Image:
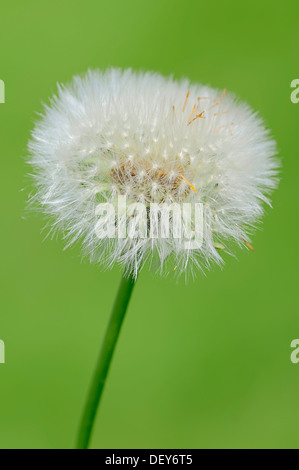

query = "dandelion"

[28,68,278,279]
[28,68,278,448]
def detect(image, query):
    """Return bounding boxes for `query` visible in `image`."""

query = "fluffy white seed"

[28,68,278,279]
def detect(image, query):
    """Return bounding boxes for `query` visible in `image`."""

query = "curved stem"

[76,272,136,449]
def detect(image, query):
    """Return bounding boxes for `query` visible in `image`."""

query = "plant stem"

[76,272,136,449]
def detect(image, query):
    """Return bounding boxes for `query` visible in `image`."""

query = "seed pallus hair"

[28,69,278,279]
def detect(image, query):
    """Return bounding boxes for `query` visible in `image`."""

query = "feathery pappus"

[28,68,278,279]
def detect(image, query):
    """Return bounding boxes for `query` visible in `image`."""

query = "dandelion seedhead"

[28,68,278,278]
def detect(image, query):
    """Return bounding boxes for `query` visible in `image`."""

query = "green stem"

[76,272,136,449]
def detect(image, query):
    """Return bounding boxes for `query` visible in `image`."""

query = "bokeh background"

[0,0,298,449]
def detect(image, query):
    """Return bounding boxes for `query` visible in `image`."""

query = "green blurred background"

[0,0,298,449]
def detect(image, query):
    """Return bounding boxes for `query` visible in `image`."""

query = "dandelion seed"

[242,239,255,251]
[179,174,198,193]
[183,91,190,112]
[28,68,278,279]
